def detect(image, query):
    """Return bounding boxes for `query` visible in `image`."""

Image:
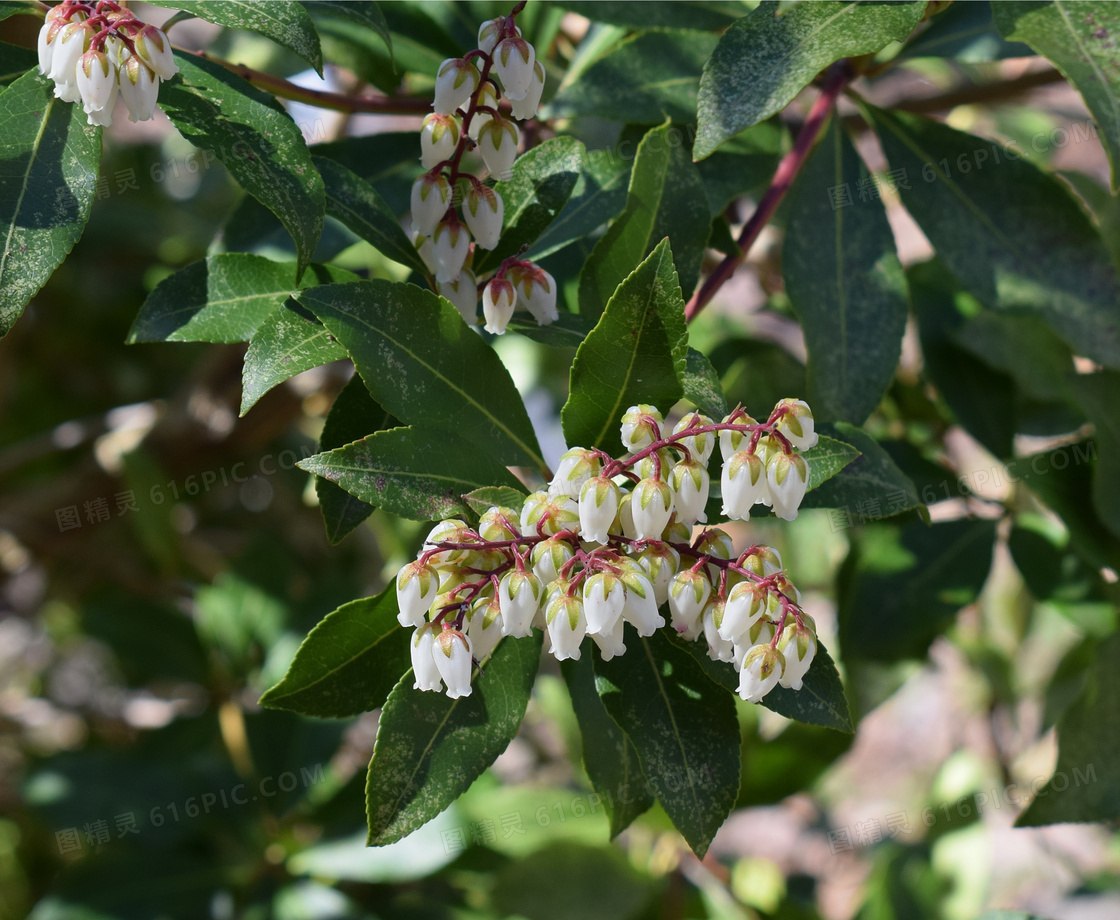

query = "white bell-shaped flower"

[433,57,479,115]
[37,8,72,77]
[767,452,809,521]
[468,82,499,141]
[592,619,626,660]
[511,59,545,120]
[411,625,444,692]
[513,266,558,325]
[530,536,573,584]
[396,560,438,627]
[668,568,710,639]
[476,116,519,180]
[615,492,638,540]
[719,413,757,460]
[431,220,470,283]
[48,21,89,98]
[638,544,679,606]
[134,24,178,80]
[631,477,673,541]
[463,185,503,250]
[777,622,816,690]
[482,277,516,334]
[493,36,535,100]
[410,173,451,237]
[775,398,818,451]
[549,447,601,499]
[438,268,478,324]
[434,629,474,698]
[620,567,664,636]
[739,646,785,703]
[583,572,624,635]
[718,581,766,643]
[721,450,769,521]
[620,404,663,452]
[668,457,709,526]
[499,570,542,637]
[467,597,504,661]
[578,476,619,545]
[519,491,549,534]
[478,505,520,542]
[117,52,159,123]
[672,412,715,463]
[702,599,735,662]
[76,49,116,123]
[424,519,471,559]
[545,590,586,660]
[419,113,461,169]
[478,18,519,55]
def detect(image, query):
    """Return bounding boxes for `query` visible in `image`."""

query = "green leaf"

[559,1,744,32]
[315,374,398,544]
[303,0,392,60]
[312,132,420,214]
[785,118,908,424]
[159,53,325,277]
[592,630,740,857]
[508,312,593,349]
[1008,523,1065,601]
[129,255,350,344]
[150,1,323,73]
[315,156,428,275]
[801,422,922,516]
[561,653,655,839]
[993,1,1120,191]
[563,240,688,456]
[694,1,925,159]
[548,31,718,125]
[838,518,998,662]
[0,41,37,86]
[1018,633,1120,825]
[869,107,1120,369]
[259,588,411,718]
[578,124,710,321]
[803,435,861,491]
[682,348,729,418]
[462,486,529,518]
[529,148,632,261]
[297,280,544,469]
[900,1,1032,62]
[473,137,584,274]
[366,633,542,845]
[1069,371,1120,539]
[300,425,525,522]
[695,121,786,215]
[0,5,38,22]
[0,70,101,339]
[711,338,807,416]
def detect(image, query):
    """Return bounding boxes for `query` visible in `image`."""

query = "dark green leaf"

[315,156,428,274]
[578,124,710,321]
[993,1,1120,191]
[559,1,744,32]
[462,486,529,518]
[838,518,998,662]
[530,147,631,260]
[695,120,785,215]
[0,5,37,22]
[900,1,1032,62]
[300,424,525,522]
[129,255,350,344]
[259,588,411,718]
[297,280,545,469]
[0,41,37,86]
[803,435,861,491]
[312,132,420,214]
[801,422,922,516]
[1069,371,1120,539]
[593,630,740,857]
[785,119,908,423]
[563,240,688,455]
[1008,523,1065,600]
[1018,633,1120,825]
[870,107,1120,368]
[366,633,542,845]
[160,53,325,277]
[473,137,584,274]
[0,70,101,339]
[561,652,655,839]
[711,338,807,416]
[150,1,323,73]
[316,374,399,544]
[303,0,392,60]
[737,719,852,808]
[508,312,593,349]
[682,348,728,418]
[694,1,925,159]
[548,31,718,125]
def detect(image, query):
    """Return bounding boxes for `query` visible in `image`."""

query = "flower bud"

[468,82,499,141]
[638,543,679,606]
[615,491,638,540]
[530,536,574,584]
[620,566,664,636]
[420,113,460,169]
[634,448,675,482]
[463,185,503,250]
[583,571,624,635]
[478,505,520,542]
[410,173,451,237]
[767,452,809,521]
[669,457,709,526]
[775,398,818,451]
[425,519,472,560]
[578,476,620,545]
[694,527,734,561]
[776,621,816,690]
[702,599,735,662]
[510,59,545,120]
[631,478,673,541]
[673,412,716,463]
[411,228,438,275]
[739,646,785,703]
[545,588,586,660]
[499,570,542,637]
[719,581,767,643]
[118,52,159,123]
[668,568,710,639]
[134,24,177,80]
[431,220,470,283]
[411,624,443,692]
[476,116,519,180]
[620,404,663,452]
[433,57,479,115]
[482,277,516,334]
[434,629,474,698]
[664,520,691,544]
[512,266,558,325]
[721,450,769,521]
[478,17,518,55]
[493,36,535,100]
[549,448,603,499]
[396,560,438,627]
[438,268,478,324]
[591,619,626,660]
[467,596,504,661]
[719,413,757,460]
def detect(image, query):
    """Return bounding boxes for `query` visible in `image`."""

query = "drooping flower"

[434,629,474,698]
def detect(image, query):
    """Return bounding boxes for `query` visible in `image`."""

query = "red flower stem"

[684,64,850,323]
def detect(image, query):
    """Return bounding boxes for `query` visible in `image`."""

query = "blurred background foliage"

[1,1,1120,919]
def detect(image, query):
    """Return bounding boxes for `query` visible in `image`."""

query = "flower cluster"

[409,3,557,334]
[396,399,820,702]
[37,0,178,127]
